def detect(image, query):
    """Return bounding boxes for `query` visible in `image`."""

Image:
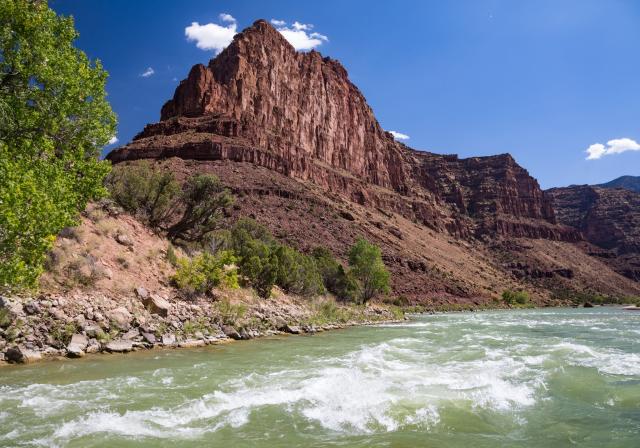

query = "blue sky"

[51,0,640,189]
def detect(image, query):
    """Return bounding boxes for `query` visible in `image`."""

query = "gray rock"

[5,346,42,364]
[121,328,140,340]
[271,316,288,330]
[222,325,241,340]
[86,340,101,354]
[104,340,133,353]
[135,286,149,299]
[283,324,301,334]
[143,295,171,317]
[23,301,40,315]
[239,328,252,340]
[161,333,176,346]
[50,308,68,321]
[115,233,133,247]
[141,332,156,344]
[84,323,101,338]
[66,333,89,358]
[106,307,131,331]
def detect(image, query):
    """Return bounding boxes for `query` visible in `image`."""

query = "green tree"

[172,250,239,297]
[312,247,359,301]
[274,245,325,297]
[0,0,116,290]
[167,174,233,242]
[348,238,390,303]
[106,161,180,228]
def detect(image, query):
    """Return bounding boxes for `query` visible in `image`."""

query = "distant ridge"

[598,175,640,193]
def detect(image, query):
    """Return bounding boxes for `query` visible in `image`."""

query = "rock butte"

[108,19,640,301]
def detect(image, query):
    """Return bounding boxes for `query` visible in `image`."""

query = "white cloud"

[219,13,235,23]
[107,136,119,146]
[140,67,155,78]
[389,130,410,141]
[185,13,237,54]
[270,20,328,51]
[586,138,640,160]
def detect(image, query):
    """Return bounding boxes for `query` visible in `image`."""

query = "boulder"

[142,295,171,317]
[84,323,102,338]
[5,346,42,364]
[115,233,133,247]
[106,307,132,331]
[86,340,101,354]
[104,340,133,353]
[66,334,89,358]
[141,332,157,344]
[23,301,40,315]
[121,328,141,340]
[134,286,149,299]
[239,328,252,340]
[221,325,241,340]
[161,333,176,346]
[283,324,301,334]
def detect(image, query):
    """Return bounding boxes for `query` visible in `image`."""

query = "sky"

[50,0,640,189]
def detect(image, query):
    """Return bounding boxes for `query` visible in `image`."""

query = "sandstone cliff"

[107,19,638,301]
[548,185,640,281]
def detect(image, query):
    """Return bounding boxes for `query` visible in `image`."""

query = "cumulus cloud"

[140,67,155,78]
[389,130,410,141]
[270,19,328,51]
[586,138,640,160]
[107,136,119,146]
[185,13,237,54]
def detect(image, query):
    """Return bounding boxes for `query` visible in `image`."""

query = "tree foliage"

[0,0,116,290]
[172,250,239,297]
[312,247,359,301]
[167,174,233,242]
[348,238,390,303]
[106,161,180,228]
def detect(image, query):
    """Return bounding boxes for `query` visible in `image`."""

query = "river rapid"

[1,307,639,447]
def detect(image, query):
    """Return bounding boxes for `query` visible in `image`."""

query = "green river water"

[0,307,639,447]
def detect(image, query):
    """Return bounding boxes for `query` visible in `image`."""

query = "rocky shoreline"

[0,289,404,365]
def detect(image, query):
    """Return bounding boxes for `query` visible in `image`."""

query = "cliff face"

[108,20,575,242]
[548,185,640,281]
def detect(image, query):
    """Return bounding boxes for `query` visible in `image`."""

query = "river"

[0,308,639,447]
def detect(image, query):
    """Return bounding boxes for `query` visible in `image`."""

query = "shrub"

[312,247,359,302]
[0,0,116,291]
[106,161,180,228]
[166,244,179,267]
[274,245,325,297]
[167,174,234,242]
[213,298,247,326]
[239,239,278,299]
[502,289,529,305]
[172,250,239,297]
[348,238,391,303]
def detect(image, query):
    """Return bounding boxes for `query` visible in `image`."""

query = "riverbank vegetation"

[107,161,392,305]
[0,0,116,291]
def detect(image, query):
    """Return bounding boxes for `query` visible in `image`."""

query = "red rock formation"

[547,185,640,281]
[107,19,578,242]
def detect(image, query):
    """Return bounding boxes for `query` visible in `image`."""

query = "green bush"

[502,289,529,305]
[239,239,278,299]
[0,0,116,291]
[172,250,239,297]
[312,247,359,301]
[167,174,233,242]
[106,161,180,228]
[213,298,247,326]
[274,245,325,297]
[348,238,391,303]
